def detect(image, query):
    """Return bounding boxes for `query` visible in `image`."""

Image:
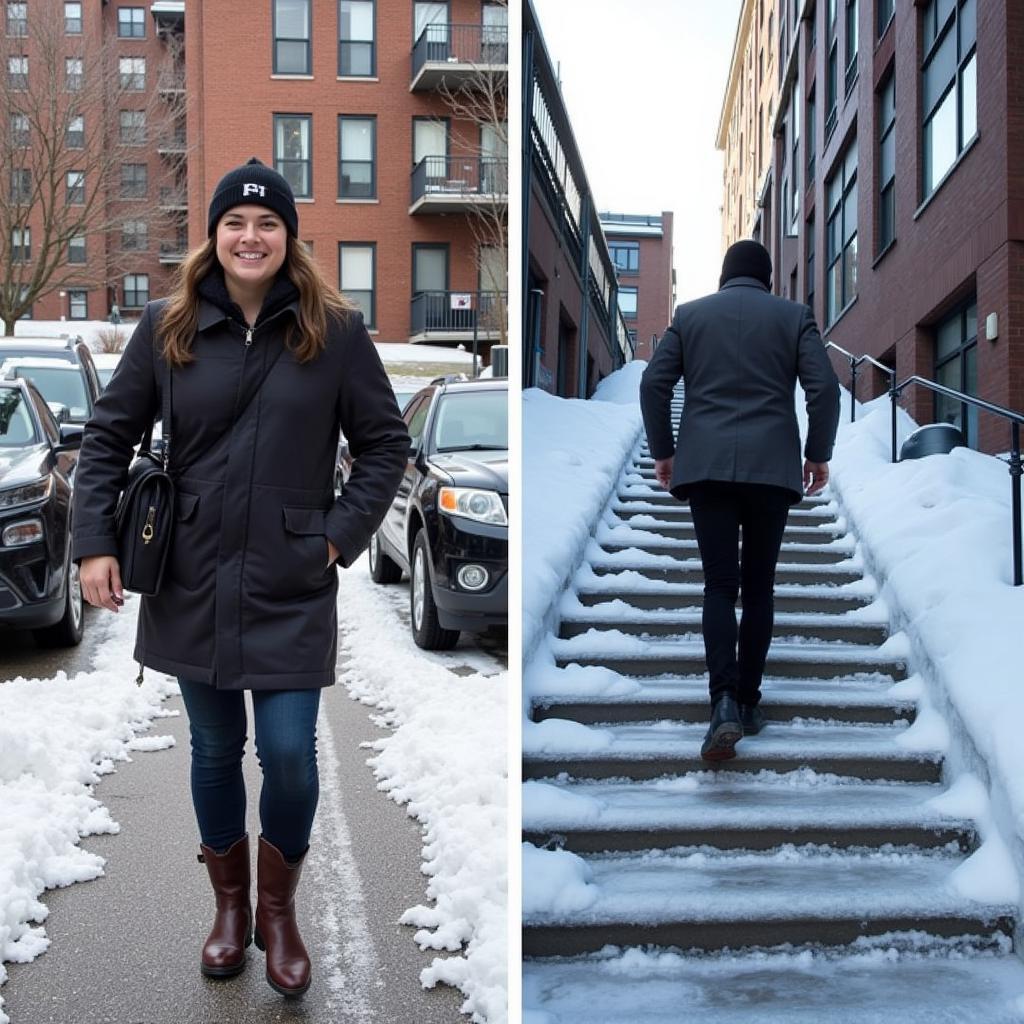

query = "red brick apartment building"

[523,0,635,397]
[739,0,1023,454]
[3,1,508,355]
[600,211,675,363]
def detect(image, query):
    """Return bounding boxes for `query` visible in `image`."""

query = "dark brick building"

[600,211,675,363]
[523,0,634,397]
[763,0,1022,454]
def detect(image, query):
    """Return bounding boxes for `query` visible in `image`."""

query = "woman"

[71,158,410,997]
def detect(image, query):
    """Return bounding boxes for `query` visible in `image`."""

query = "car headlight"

[0,477,52,509]
[438,487,507,526]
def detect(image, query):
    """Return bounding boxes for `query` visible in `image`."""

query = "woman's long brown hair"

[157,235,355,366]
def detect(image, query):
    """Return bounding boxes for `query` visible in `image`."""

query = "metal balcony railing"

[410,290,504,337]
[411,22,508,84]
[158,186,187,209]
[157,129,187,153]
[826,341,1024,586]
[615,307,635,368]
[157,69,185,92]
[410,156,508,205]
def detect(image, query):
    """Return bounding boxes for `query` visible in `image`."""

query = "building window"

[791,83,800,231]
[117,7,145,37]
[10,169,31,204]
[66,114,84,148]
[878,0,894,37]
[6,2,26,35]
[64,2,82,33]
[826,0,838,138]
[806,214,816,316]
[609,241,640,274]
[922,0,977,198]
[412,243,448,297]
[619,286,638,319]
[66,170,84,204]
[11,227,30,262]
[120,162,147,197]
[69,290,87,319]
[10,113,28,148]
[68,234,86,263]
[65,57,83,91]
[123,273,149,308]
[119,57,145,91]
[481,1,507,61]
[274,114,311,198]
[339,0,374,76]
[120,110,146,145]
[339,243,375,327]
[414,3,448,48]
[845,0,858,94]
[825,136,857,323]
[8,56,28,90]
[935,300,978,447]
[274,0,311,75]
[121,219,147,250]
[338,116,376,199]
[878,73,896,252]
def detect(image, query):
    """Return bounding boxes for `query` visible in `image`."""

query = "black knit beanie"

[207,157,298,237]
[719,239,773,289]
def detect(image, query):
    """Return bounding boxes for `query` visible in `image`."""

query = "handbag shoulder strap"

[139,334,172,468]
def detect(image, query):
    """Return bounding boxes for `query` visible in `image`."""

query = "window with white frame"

[119,57,145,90]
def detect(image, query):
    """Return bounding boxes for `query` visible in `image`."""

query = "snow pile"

[521,845,598,915]
[0,599,177,1024]
[337,556,507,1024]
[522,363,646,665]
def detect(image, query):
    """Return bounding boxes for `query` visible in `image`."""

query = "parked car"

[0,378,85,646]
[91,352,123,390]
[0,338,102,424]
[368,377,508,650]
[335,385,420,494]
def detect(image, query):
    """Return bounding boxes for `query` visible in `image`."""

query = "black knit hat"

[207,157,298,237]
[719,239,773,289]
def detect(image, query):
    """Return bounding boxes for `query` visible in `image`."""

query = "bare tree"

[0,3,186,333]
[436,0,508,350]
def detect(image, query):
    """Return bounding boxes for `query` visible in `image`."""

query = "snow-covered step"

[551,637,907,682]
[522,847,1014,955]
[521,776,973,852]
[587,558,865,586]
[620,485,833,511]
[599,535,856,564]
[612,500,838,521]
[559,610,888,646]
[605,518,848,544]
[532,675,914,726]
[523,946,1024,1023]
[523,721,941,782]
[574,582,874,614]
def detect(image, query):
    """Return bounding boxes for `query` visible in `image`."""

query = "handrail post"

[889,375,899,464]
[1011,422,1022,586]
[849,357,858,423]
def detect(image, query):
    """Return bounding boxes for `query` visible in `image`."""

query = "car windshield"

[0,389,39,447]
[11,366,89,419]
[432,389,508,452]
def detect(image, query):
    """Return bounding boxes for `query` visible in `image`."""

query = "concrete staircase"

[522,390,1024,1021]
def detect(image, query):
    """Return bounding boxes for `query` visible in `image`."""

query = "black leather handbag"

[114,362,174,596]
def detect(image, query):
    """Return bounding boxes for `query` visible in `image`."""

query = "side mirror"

[55,422,84,453]
[414,448,428,474]
[47,401,71,424]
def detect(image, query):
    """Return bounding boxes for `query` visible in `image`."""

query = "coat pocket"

[281,505,331,592]
[176,491,199,522]
[167,490,207,590]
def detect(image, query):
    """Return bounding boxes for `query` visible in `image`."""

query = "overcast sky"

[530,0,743,307]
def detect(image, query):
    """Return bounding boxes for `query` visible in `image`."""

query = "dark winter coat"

[71,284,410,690]
[640,276,840,504]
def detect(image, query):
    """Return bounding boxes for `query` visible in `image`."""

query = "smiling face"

[214,204,287,301]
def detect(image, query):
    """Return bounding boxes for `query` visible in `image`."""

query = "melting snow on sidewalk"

[337,554,508,1024]
[0,598,177,1024]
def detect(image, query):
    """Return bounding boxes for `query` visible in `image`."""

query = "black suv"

[369,378,507,650]
[0,338,102,425]
[0,378,85,646]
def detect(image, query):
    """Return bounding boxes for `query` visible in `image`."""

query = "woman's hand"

[327,539,339,567]
[80,556,124,612]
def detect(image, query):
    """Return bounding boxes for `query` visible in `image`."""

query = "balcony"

[158,187,187,211]
[150,1,184,30]
[410,23,508,91]
[409,291,505,344]
[159,241,186,264]
[157,129,187,157]
[157,70,185,95]
[410,156,508,214]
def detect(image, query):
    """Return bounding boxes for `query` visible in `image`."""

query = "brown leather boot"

[254,836,311,997]
[197,834,253,977]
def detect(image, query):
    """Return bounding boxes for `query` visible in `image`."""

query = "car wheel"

[368,531,403,584]
[35,557,84,648]
[410,531,459,651]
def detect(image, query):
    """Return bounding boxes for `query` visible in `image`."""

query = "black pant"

[688,481,792,706]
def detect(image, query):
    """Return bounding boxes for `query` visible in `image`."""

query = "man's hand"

[80,555,124,612]
[803,460,830,496]
[327,539,339,567]
[654,457,674,491]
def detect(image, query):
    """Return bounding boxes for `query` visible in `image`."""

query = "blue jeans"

[177,679,321,861]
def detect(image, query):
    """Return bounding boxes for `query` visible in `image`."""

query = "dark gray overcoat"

[71,296,410,690]
[640,276,840,504]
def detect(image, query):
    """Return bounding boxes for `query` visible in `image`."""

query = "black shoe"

[700,695,742,761]
[739,703,765,736]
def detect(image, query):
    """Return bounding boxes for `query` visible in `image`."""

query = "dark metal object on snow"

[899,423,966,461]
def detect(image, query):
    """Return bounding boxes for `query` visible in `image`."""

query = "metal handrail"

[825,342,1023,586]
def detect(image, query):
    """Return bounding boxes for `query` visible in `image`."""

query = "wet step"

[522,946,1024,1023]
[521,776,973,852]
[522,721,940,782]
[521,847,1013,956]
[531,674,914,726]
